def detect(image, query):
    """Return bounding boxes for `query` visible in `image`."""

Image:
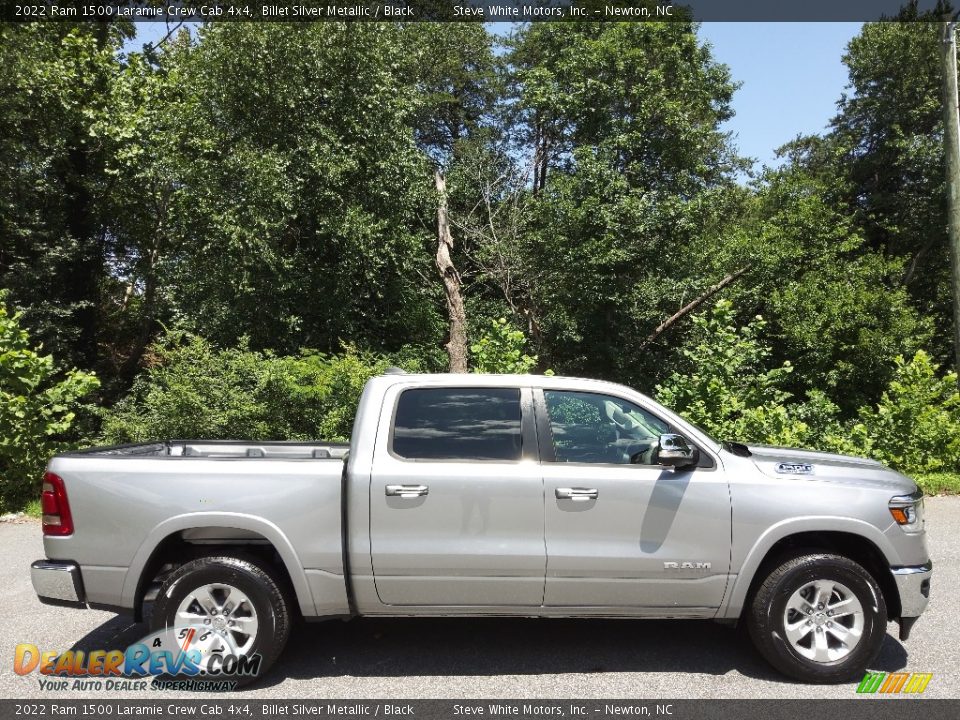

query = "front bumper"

[891,560,932,640]
[892,560,932,616]
[31,560,86,608]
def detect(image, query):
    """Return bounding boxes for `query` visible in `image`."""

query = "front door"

[538,389,731,613]
[369,385,545,607]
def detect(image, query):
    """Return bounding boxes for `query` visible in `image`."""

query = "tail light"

[41,472,73,536]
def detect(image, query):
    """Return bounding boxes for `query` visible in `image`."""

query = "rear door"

[538,389,731,613]
[369,384,545,606]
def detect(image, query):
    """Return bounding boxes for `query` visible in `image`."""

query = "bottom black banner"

[1,700,958,720]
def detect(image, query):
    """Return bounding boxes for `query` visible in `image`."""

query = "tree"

[470,318,542,374]
[852,350,960,475]
[401,23,500,371]
[941,13,960,381]
[434,169,469,371]
[501,21,749,385]
[779,6,952,364]
[90,41,191,394]
[655,300,799,443]
[744,163,931,412]
[101,331,419,444]
[139,24,441,358]
[0,23,128,373]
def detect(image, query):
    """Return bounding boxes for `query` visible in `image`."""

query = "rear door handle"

[386,484,429,498]
[555,487,598,501]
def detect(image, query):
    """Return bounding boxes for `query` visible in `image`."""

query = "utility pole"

[941,15,960,381]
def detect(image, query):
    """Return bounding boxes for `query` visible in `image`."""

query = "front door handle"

[555,487,598,501]
[386,484,429,498]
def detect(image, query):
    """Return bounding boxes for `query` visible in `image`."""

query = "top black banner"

[1,0,956,23]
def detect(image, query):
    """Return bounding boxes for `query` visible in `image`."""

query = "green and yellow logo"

[856,671,933,694]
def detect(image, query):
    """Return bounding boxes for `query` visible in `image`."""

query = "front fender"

[720,515,898,619]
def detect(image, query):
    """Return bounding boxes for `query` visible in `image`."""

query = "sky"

[697,23,862,171]
[126,22,864,174]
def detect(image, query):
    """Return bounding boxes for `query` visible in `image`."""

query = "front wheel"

[747,553,887,683]
[150,555,292,686]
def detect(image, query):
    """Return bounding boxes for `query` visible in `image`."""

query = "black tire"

[150,555,291,686]
[747,552,887,683]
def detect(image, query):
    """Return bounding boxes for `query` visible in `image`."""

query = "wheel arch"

[722,519,900,621]
[122,513,316,621]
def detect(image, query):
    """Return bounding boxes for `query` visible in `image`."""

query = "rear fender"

[120,512,316,617]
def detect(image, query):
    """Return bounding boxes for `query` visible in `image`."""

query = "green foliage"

[101,331,416,445]
[3,21,960,497]
[851,352,960,475]
[401,22,499,163]
[470,318,544,374]
[503,21,749,383]
[748,165,930,412]
[266,349,413,442]
[0,24,128,372]
[655,300,803,444]
[776,12,949,362]
[912,473,960,496]
[101,332,275,443]
[153,24,441,356]
[0,298,99,513]
[656,302,960,485]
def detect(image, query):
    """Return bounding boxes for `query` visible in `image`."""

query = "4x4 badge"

[776,462,814,475]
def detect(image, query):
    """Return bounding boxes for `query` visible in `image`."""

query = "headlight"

[889,491,924,531]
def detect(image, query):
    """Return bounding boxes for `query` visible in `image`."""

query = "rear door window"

[392,388,523,461]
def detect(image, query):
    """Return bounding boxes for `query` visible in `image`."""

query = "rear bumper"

[31,560,86,608]
[891,560,932,618]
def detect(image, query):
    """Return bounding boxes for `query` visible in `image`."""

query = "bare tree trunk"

[532,118,542,193]
[538,135,549,192]
[531,117,550,194]
[118,246,159,384]
[435,169,469,372]
[640,266,751,349]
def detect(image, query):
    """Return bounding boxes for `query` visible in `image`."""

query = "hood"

[747,444,917,495]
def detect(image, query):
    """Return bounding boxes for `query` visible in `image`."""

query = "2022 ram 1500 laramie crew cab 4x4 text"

[31,371,932,683]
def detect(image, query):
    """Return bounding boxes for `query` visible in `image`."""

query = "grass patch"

[23,498,41,518]
[913,473,960,496]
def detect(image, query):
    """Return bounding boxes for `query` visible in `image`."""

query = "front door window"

[543,390,670,465]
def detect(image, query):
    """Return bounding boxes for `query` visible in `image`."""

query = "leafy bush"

[100,314,960,495]
[655,301,960,489]
[101,331,416,444]
[264,348,405,441]
[850,352,960,475]
[470,317,546,374]
[0,299,99,512]
[655,300,806,445]
[101,332,275,443]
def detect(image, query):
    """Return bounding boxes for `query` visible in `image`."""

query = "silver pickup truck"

[32,371,931,684]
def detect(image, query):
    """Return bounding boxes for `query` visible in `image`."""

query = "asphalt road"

[1,498,958,700]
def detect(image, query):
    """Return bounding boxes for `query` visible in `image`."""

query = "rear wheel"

[747,553,887,683]
[150,555,291,686]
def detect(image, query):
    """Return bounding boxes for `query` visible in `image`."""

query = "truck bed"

[44,438,351,617]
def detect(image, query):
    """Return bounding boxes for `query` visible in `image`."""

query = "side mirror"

[656,433,699,469]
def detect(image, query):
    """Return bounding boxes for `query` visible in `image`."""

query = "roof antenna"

[383,366,407,375]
